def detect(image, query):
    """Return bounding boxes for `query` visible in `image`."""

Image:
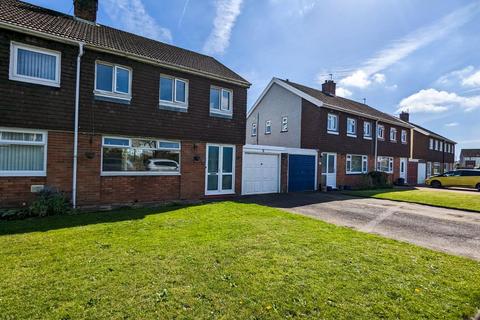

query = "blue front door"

[288,155,316,192]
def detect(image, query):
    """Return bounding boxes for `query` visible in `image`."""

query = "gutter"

[72,42,85,209]
[0,21,251,88]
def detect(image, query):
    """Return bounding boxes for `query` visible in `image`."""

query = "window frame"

[281,116,288,132]
[346,154,368,174]
[9,41,61,87]
[251,123,257,137]
[94,61,133,101]
[401,129,408,144]
[377,125,385,140]
[265,120,272,134]
[429,138,434,150]
[0,127,48,177]
[377,156,394,173]
[390,127,397,142]
[100,136,181,176]
[363,121,372,139]
[327,113,339,134]
[347,118,357,137]
[209,86,233,116]
[159,74,189,110]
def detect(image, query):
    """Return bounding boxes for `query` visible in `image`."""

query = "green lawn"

[344,188,480,212]
[1,202,479,319]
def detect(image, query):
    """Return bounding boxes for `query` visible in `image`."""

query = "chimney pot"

[400,111,410,122]
[322,80,336,96]
[74,0,98,23]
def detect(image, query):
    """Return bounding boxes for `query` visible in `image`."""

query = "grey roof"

[279,79,408,127]
[0,0,250,86]
[460,149,480,157]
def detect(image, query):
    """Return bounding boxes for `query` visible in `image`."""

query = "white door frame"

[322,152,337,189]
[241,151,281,195]
[399,158,407,180]
[205,144,236,195]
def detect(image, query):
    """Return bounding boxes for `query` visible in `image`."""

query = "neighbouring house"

[398,112,456,184]
[459,149,480,168]
[0,0,250,209]
[245,78,412,192]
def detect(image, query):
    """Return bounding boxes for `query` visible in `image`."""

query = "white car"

[146,159,179,172]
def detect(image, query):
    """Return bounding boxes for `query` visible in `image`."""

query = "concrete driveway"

[243,192,480,261]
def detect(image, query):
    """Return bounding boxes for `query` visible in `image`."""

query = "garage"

[288,154,316,192]
[242,152,280,195]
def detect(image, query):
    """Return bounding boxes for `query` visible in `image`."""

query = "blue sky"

[29,0,480,158]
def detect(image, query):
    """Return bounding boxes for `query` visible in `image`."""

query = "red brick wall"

[0,131,243,209]
[408,161,418,185]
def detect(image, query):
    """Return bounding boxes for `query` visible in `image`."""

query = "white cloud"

[372,73,386,84]
[436,66,474,85]
[462,70,480,87]
[445,122,459,127]
[269,0,319,16]
[397,88,480,114]
[338,2,480,89]
[336,87,352,98]
[203,0,243,55]
[178,0,190,27]
[103,0,172,43]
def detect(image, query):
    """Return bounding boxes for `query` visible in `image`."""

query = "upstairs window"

[265,120,272,134]
[327,114,338,133]
[439,141,443,152]
[0,129,47,176]
[347,118,356,136]
[281,116,288,132]
[390,128,397,142]
[401,129,408,144]
[9,42,61,87]
[429,138,434,150]
[159,75,188,110]
[363,121,372,138]
[434,140,439,151]
[377,125,385,139]
[251,123,257,137]
[210,86,233,117]
[95,61,132,101]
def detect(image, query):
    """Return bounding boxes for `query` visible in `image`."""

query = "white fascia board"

[244,144,318,156]
[412,127,456,144]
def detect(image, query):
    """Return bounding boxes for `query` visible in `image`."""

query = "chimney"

[400,111,410,122]
[74,0,98,23]
[322,80,336,96]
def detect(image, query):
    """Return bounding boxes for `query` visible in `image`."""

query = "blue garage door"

[288,154,316,192]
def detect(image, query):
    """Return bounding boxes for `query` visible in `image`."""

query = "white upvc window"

[251,123,257,137]
[401,129,407,144]
[435,140,439,151]
[0,128,47,176]
[347,118,356,136]
[159,75,188,109]
[281,116,288,132]
[327,113,338,134]
[210,86,233,116]
[94,61,132,101]
[390,128,397,142]
[363,121,372,139]
[429,138,434,150]
[377,125,385,139]
[101,136,181,176]
[377,156,393,173]
[9,42,61,87]
[265,120,272,134]
[427,162,432,178]
[346,154,368,174]
[439,141,443,152]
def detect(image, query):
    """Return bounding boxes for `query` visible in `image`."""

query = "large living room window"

[0,128,47,176]
[346,154,368,174]
[101,136,180,175]
[94,61,132,102]
[377,156,393,173]
[9,42,61,87]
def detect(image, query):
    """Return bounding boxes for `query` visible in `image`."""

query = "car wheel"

[431,180,442,188]
[476,183,480,192]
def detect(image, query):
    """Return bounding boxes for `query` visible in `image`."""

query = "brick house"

[398,112,456,184]
[0,0,250,208]
[246,78,412,189]
[459,149,480,168]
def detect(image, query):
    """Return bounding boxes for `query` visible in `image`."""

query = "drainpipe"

[374,119,379,170]
[72,42,85,209]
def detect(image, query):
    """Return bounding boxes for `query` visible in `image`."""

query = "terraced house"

[0,0,249,208]
[246,78,412,190]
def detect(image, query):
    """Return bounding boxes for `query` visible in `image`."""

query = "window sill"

[347,134,357,138]
[0,171,46,177]
[159,103,188,113]
[378,138,385,141]
[9,75,60,88]
[363,136,372,140]
[210,110,233,119]
[327,131,339,135]
[205,190,235,196]
[390,140,397,143]
[101,172,181,177]
[94,92,131,105]
[346,172,367,175]
[401,141,408,144]
[281,130,288,133]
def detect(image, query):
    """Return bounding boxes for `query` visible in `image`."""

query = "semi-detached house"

[0,0,250,208]
[246,78,413,191]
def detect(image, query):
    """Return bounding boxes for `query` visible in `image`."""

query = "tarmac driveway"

[243,192,480,261]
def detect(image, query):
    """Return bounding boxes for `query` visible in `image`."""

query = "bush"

[357,171,392,190]
[29,190,72,217]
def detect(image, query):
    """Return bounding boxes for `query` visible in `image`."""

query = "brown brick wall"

[0,131,243,208]
[412,131,455,165]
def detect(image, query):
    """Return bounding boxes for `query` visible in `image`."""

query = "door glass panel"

[222,147,233,173]
[321,154,327,173]
[328,154,335,173]
[222,175,233,190]
[208,146,219,173]
[207,175,218,191]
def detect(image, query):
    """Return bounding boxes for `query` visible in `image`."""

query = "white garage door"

[242,153,279,195]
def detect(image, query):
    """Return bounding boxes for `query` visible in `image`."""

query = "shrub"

[357,171,392,190]
[28,189,72,217]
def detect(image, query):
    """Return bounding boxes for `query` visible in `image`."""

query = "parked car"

[425,170,480,191]
[146,159,179,172]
